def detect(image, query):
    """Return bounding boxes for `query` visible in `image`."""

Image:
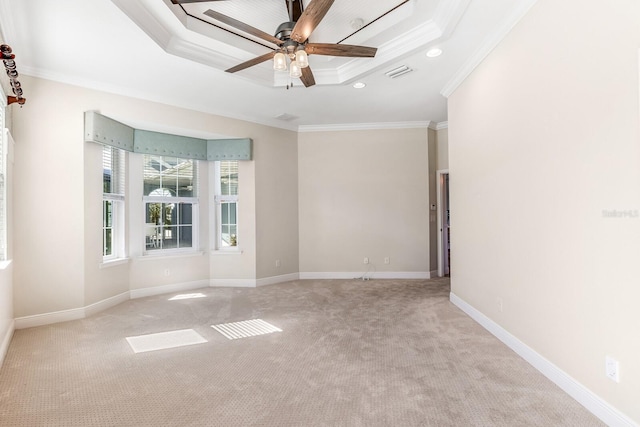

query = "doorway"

[436,170,450,277]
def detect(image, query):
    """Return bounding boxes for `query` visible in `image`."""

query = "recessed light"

[353,82,366,89]
[426,48,442,58]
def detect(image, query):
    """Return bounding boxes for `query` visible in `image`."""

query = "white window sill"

[211,248,243,255]
[0,260,12,270]
[138,250,205,261]
[100,258,130,269]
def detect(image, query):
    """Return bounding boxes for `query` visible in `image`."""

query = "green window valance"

[84,111,252,161]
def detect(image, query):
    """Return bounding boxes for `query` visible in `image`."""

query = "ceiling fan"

[170,0,377,87]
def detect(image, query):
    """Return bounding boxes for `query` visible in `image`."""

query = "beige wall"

[448,0,640,422]
[255,129,299,280]
[298,128,431,276]
[11,76,298,317]
[436,128,448,171]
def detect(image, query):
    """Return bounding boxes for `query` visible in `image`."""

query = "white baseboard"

[130,280,209,299]
[85,292,130,317]
[256,273,300,287]
[0,319,15,369]
[209,278,257,288]
[299,271,431,280]
[15,281,209,329]
[449,292,637,427]
[15,306,85,329]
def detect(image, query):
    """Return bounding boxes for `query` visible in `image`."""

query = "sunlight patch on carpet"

[168,293,207,301]
[211,319,282,340]
[126,329,207,353]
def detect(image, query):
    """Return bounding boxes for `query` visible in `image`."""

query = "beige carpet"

[0,278,603,426]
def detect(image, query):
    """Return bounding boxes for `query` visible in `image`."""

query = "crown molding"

[440,0,539,98]
[298,121,431,133]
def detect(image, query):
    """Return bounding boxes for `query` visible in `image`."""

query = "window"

[214,160,238,249]
[103,145,125,259]
[143,155,198,252]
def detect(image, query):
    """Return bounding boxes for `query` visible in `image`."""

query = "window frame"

[0,90,6,262]
[142,154,199,255]
[213,160,239,251]
[102,145,125,261]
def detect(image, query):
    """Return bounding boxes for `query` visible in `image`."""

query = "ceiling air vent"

[385,65,413,79]
[275,113,299,121]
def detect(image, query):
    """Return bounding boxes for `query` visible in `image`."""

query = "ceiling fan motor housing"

[275,22,301,56]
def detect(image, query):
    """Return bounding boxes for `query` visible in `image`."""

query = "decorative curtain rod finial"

[7,96,26,106]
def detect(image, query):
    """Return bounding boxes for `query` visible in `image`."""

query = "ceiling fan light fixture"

[273,51,287,71]
[295,48,309,68]
[289,61,302,78]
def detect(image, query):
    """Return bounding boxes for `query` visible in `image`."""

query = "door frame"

[436,169,449,277]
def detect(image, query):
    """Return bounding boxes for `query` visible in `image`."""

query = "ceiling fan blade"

[204,9,283,46]
[305,43,377,57]
[291,0,335,43]
[226,51,275,73]
[171,0,227,3]
[300,66,316,87]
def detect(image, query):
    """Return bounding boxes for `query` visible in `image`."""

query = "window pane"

[220,161,238,196]
[229,202,237,224]
[143,155,163,196]
[178,225,192,248]
[104,229,112,256]
[163,225,176,249]
[221,203,229,224]
[221,225,230,246]
[146,202,162,225]
[104,201,112,227]
[178,203,192,225]
[176,158,195,198]
[103,146,112,193]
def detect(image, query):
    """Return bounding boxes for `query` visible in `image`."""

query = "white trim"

[0,319,14,368]
[436,121,449,130]
[209,278,257,288]
[15,306,85,329]
[84,292,130,318]
[440,0,539,98]
[256,273,300,287]
[449,292,638,427]
[135,250,206,261]
[299,271,431,280]
[99,258,130,269]
[210,249,243,255]
[130,280,209,299]
[436,169,450,277]
[298,121,431,133]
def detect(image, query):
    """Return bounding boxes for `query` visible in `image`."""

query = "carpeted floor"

[0,278,604,426]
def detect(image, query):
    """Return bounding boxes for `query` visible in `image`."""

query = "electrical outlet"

[384,257,390,264]
[364,257,369,264]
[606,356,620,383]
[164,269,170,277]
[275,259,281,268]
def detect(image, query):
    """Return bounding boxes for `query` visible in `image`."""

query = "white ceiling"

[0,0,537,131]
